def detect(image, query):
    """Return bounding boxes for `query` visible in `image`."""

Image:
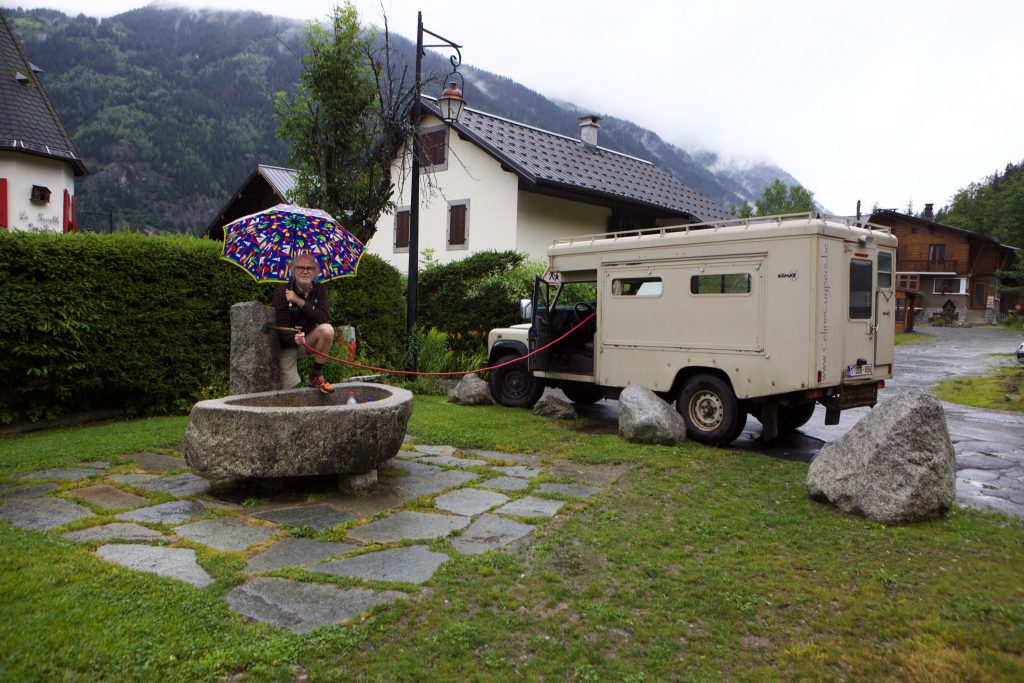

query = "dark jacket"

[272,280,329,347]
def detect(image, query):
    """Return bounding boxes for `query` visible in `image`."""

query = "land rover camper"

[485,214,898,446]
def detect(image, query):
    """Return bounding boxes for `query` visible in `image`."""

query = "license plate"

[846,363,873,378]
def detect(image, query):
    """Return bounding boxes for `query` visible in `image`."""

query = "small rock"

[617,384,687,446]
[532,389,577,419]
[447,374,494,406]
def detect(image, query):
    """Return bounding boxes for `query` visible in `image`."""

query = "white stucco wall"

[367,115,520,271]
[0,151,76,232]
[515,192,612,259]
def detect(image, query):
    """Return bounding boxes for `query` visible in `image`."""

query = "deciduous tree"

[752,178,815,216]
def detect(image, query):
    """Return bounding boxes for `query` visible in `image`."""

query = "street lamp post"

[407,11,465,373]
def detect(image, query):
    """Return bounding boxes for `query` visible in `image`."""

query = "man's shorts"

[278,344,310,388]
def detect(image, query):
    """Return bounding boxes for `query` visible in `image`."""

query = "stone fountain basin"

[183,383,413,480]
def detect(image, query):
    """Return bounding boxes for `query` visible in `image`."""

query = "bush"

[417,250,544,352]
[0,231,404,423]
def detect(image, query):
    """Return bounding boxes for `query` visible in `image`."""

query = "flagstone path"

[0,442,626,633]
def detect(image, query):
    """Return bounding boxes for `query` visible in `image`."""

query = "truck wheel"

[779,402,816,434]
[562,385,604,404]
[489,354,543,408]
[677,374,742,446]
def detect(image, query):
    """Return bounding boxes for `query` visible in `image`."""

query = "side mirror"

[520,299,533,320]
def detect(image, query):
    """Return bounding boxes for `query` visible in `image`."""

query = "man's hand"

[293,331,305,346]
[284,288,304,306]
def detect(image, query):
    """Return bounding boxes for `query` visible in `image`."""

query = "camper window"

[850,259,873,319]
[612,277,662,297]
[878,252,893,289]
[690,273,751,295]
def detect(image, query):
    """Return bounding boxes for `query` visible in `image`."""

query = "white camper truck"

[485,214,898,446]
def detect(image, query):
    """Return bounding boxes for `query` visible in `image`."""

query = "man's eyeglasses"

[294,266,316,273]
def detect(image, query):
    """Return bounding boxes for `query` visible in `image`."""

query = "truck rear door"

[844,250,876,382]
[874,249,895,369]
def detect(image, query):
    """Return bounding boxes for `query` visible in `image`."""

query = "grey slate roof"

[258,163,297,199]
[431,100,730,223]
[0,11,87,175]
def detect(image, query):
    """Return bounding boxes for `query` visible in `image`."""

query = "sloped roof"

[258,163,297,199]
[430,100,731,223]
[869,209,1018,253]
[205,163,297,238]
[0,11,87,175]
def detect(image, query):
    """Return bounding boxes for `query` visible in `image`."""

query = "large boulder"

[533,389,577,420]
[447,374,494,406]
[618,384,687,446]
[806,389,955,524]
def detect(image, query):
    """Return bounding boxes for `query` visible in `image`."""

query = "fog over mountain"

[7,6,805,233]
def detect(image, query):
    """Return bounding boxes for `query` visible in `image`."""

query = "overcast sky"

[6,0,1023,214]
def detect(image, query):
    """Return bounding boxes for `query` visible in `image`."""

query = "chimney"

[578,114,601,146]
[923,203,934,220]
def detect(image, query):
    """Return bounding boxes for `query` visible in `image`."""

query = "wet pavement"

[579,325,1024,518]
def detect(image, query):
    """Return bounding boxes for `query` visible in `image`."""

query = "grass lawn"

[2,398,1023,681]
[934,365,1024,414]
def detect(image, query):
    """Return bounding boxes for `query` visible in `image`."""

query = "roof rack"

[550,212,891,248]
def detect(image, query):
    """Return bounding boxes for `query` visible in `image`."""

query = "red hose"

[302,312,596,377]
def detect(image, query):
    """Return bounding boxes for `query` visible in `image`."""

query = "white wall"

[515,192,611,259]
[0,151,76,232]
[367,115,520,271]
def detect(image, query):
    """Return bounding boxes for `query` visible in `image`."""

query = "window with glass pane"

[689,273,751,294]
[612,277,662,296]
[928,244,946,262]
[878,252,892,288]
[849,259,872,319]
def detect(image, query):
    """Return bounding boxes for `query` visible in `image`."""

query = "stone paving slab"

[14,468,105,482]
[389,459,444,475]
[174,517,277,551]
[0,497,94,530]
[347,511,470,544]
[389,464,477,497]
[492,465,545,479]
[107,473,160,486]
[134,473,210,497]
[451,513,535,555]
[434,488,509,516]
[415,455,488,469]
[412,445,457,456]
[124,452,188,473]
[95,544,213,587]
[254,504,357,531]
[478,476,530,492]
[64,522,172,542]
[466,449,544,465]
[117,500,207,525]
[535,483,601,499]
[0,482,59,501]
[311,545,448,585]
[80,461,111,469]
[226,577,406,633]
[246,537,359,574]
[331,487,422,518]
[495,496,564,518]
[68,484,150,510]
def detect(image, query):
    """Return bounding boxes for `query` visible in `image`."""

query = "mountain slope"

[8,6,804,233]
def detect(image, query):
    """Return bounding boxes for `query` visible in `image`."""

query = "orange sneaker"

[308,376,335,394]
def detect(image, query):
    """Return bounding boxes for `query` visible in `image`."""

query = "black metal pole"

[406,11,424,373]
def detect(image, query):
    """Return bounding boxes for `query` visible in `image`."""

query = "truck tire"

[677,374,742,446]
[561,384,604,404]
[778,401,816,434]
[489,354,544,408]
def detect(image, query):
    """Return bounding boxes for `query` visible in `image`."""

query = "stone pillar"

[230,302,280,394]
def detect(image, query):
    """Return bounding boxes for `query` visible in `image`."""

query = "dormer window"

[30,185,51,203]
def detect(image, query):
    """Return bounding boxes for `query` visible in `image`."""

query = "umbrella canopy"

[221,203,365,283]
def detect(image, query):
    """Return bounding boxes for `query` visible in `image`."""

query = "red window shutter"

[448,204,466,246]
[395,210,410,249]
[0,178,7,229]
[70,195,77,232]
[63,189,70,233]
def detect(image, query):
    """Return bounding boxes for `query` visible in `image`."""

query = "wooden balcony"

[897,259,959,273]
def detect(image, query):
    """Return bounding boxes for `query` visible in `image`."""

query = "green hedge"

[417,250,543,352]
[0,231,404,423]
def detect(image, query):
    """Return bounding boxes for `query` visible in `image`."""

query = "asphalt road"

[577,324,1024,518]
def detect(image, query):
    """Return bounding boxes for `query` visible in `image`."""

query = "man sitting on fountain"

[273,253,336,393]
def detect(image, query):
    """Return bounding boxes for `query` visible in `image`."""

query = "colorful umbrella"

[221,203,365,283]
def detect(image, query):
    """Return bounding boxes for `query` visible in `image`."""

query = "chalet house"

[869,205,1019,325]
[206,164,296,241]
[366,101,732,270]
[0,11,87,232]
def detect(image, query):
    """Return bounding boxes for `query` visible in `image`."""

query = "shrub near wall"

[0,231,404,423]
